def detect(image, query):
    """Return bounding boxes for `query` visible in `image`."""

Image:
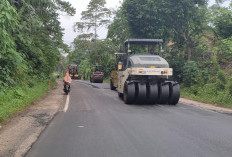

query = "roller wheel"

[123,82,135,104]
[118,92,123,99]
[147,83,158,104]
[110,79,115,90]
[136,82,147,104]
[158,83,169,104]
[168,82,180,105]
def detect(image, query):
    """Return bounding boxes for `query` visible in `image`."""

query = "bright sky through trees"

[59,0,227,45]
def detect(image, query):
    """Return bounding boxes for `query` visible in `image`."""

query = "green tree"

[210,5,232,38]
[69,39,117,78]
[12,0,75,77]
[182,61,199,87]
[75,0,111,40]
[69,37,93,65]
[0,0,75,88]
[0,0,24,87]
[122,0,207,60]
[107,6,131,45]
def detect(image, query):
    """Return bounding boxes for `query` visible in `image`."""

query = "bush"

[215,70,227,91]
[215,81,225,91]
[182,61,199,87]
[203,56,220,83]
[228,77,232,96]
[217,70,227,84]
[0,77,56,123]
[166,50,185,83]
[181,83,232,108]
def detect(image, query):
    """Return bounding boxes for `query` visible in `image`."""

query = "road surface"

[26,80,232,157]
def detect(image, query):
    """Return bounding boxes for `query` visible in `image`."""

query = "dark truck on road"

[69,64,81,80]
[90,65,104,83]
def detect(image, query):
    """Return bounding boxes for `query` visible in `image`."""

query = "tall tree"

[75,0,111,40]
[210,4,232,38]
[69,39,117,78]
[0,0,75,88]
[0,0,23,86]
[107,6,131,45]
[122,0,208,60]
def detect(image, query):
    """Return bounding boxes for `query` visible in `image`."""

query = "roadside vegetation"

[0,78,56,123]
[70,0,232,107]
[0,0,75,123]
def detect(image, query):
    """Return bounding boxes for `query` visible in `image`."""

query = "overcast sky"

[59,0,227,46]
[59,0,121,45]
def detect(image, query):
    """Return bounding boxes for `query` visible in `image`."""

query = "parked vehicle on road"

[90,65,104,83]
[69,64,81,80]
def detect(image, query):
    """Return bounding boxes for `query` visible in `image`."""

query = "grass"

[181,84,232,109]
[0,78,56,124]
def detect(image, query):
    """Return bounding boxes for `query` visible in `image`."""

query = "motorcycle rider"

[63,69,72,92]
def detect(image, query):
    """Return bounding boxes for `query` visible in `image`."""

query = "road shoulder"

[0,80,66,157]
[180,98,232,114]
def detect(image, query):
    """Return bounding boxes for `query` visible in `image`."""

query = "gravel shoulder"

[0,80,66,157]
[180,98,232,114]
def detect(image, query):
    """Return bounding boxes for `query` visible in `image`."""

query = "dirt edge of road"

[180,98,232,114]
[0,80,66,157]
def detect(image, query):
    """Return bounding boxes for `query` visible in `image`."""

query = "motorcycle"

[63,83,70,95]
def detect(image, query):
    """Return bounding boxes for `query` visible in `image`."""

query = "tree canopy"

[0,0,75,89]
[75,0,111,40]
[110,0,208,60]
[107,0,232,105]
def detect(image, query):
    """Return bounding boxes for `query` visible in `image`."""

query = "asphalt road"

[25,80,232,157]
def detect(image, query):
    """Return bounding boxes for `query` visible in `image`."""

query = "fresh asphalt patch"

[74,80,110,89]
